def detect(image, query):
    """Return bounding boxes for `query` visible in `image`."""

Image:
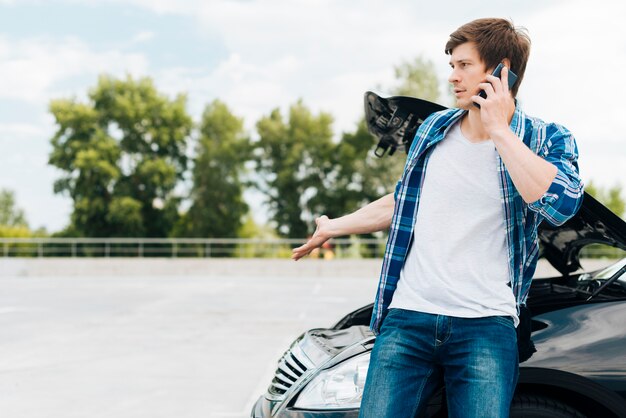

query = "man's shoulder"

[430,107,463,122]
[422,108,464,131]
[520,110,572,138]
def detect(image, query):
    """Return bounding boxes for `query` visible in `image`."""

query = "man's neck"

[460,102,516,143]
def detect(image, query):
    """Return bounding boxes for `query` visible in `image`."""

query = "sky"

[0,0,625,231]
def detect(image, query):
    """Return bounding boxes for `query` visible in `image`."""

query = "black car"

[251,93,626,418]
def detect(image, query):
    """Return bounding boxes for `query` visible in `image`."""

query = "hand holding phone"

[474,63,518,108]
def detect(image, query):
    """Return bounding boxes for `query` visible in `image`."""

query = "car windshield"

[593,258,626,282]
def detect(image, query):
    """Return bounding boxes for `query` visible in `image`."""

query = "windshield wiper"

[586,264,626,301]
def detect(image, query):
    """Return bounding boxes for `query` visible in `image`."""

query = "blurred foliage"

[43,57,447,239]
[0,189,48,245]
[252,57,444,238]
[0,189,28,228]
[392,55,441,101]
[585,181,625,219]
[0,189,48,239]
[173,100,250,238]
[321,55,443,234]
[49,75,192,237]
[254,101,336,238]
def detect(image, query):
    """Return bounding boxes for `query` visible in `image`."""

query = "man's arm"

[491,129,558,203]
[291,192,395,261]
[474,67,583,223]
[475,68,557,203]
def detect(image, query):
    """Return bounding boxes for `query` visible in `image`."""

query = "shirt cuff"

[527,169,566,213]
[393,181,402,201]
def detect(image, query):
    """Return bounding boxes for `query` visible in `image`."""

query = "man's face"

[448,42,491,110]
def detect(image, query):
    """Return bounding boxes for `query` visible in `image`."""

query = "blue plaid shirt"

[370,104,584,334]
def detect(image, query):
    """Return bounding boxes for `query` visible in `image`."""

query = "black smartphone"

[474,63,518,108]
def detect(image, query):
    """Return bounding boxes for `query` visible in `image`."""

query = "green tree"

[0,189,28,227]
[0,189,48,239]
[324,119,404,219]
[326,56,445,220]
[49,75,192,237]
[392,55,441,101]
[176,100,250,238]
[585,181,625,218]
[255,101,335,238]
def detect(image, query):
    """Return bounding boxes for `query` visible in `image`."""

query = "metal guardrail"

[0,237,387,259]
[0,238,622,259]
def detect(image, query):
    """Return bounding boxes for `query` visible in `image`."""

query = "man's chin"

[455,99,473,110]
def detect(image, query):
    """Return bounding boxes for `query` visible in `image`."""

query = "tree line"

[0,56,623,238]
[44,57,442,239]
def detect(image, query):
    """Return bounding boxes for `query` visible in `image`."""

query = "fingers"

[500,66,509,92]
[485,67,510,94]
[291,237,324,260]
[292,215,331,261]
[291,248,310,261]
[291,243,310,260]
[471,94,486,107]
[478,81,496,97]
[475,69,511,107]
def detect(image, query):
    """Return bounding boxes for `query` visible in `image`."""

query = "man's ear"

[502,58,512,69]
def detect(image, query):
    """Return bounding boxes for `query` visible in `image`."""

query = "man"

[292,18,583,418]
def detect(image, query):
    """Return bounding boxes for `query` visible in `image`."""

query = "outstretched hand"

[291,215,333,261]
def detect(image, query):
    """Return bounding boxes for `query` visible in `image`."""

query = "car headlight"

[294,352,370,409]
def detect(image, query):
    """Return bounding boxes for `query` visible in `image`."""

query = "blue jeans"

[359,308,518,418]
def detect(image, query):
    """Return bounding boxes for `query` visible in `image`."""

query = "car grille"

[268,348,309,396]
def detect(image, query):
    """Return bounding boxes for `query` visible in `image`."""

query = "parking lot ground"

[0,261,380,418]
[0,258,611,418]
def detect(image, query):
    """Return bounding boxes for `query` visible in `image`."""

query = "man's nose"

[448,69,459,84]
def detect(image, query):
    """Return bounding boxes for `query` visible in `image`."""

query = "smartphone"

[474,63,518,108]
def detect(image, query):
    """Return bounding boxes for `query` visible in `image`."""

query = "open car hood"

[364,91,446,156]
[539,192,626,274]
[364,91,626,275]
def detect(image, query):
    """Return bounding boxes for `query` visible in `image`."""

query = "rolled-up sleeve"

[527,124,584,226]
[393,180,402,201]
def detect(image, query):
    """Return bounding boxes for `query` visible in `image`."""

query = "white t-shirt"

[389,121,518,326]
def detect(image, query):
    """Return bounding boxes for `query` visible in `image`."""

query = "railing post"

[172,242,177,258]
[38,242,43,258]
[71,242,77,258]
[138,242,143,258]
[105,242,110,258]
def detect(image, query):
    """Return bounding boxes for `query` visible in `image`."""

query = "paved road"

[0,258,612,418]
[0,268,379,418]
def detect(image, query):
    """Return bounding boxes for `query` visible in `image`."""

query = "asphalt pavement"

[0,262,379,418]
[0,257,609,418]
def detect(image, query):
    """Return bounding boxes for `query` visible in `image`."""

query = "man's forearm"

[492,129,557,203]
[327,192,395,237]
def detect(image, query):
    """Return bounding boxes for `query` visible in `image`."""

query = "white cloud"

[131,30,155,44]
[520,1,626,130]
[154,57,294,134]
[130,0,626,184]
[0,35,148,103]
[0,122,47,138]
[1,0,624,231]
[516,0,626,185]
[67,0,201,15]
[149,1,451,136]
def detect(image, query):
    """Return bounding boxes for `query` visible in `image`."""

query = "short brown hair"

[445,18,531,97]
